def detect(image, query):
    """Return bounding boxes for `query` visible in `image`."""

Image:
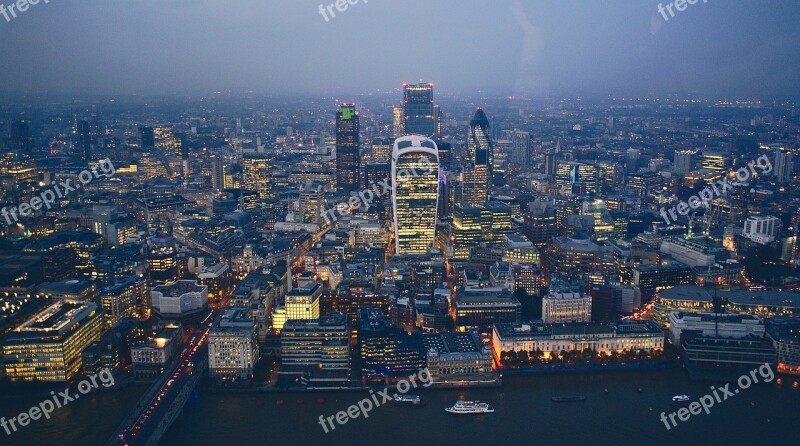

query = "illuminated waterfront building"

[492,320,664,360]
[336,104,360,190]
[454,287,522,332]
[209,307,259,381]
[392,135,440,255]
[2,300,105,382]
[280,312,350,385]
[766,317,800,376]
[131,321,183,379]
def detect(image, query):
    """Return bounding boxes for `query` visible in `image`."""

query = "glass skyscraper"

[336,104,360,190]
[392,135,440,255]
[402,83,436,137]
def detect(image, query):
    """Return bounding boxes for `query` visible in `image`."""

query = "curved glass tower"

[392,135,440,255]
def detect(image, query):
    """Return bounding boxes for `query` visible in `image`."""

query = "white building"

[209,307,259,380]
[668,312,765,344]
[743,216,779,245]
[150,280,208,316]
[542,290,592,323]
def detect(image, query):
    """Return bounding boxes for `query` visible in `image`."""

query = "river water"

[2,369,799,446]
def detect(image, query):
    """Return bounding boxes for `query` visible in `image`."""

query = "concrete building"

[209,307,259,381]
[742,216,779,245]
[667,312,765,345]
[280,312,350,386]
[542,290,592,324]
[130,321,183,380]
[151,280,208,317]
[454,287,521,332]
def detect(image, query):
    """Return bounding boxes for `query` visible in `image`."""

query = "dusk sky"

[1,0,798,98]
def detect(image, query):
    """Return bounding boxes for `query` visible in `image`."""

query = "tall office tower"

[511,130,531,165]
[371,137,393,163]
[364,162,390,200]
[673,150,696,176]
[436,141,451,170]
[775,149,794,184]
[434,104,443,139]
[545,152,557,177]
[241,153,273,200]
[402,83,436,136]
[392,106,405,138]
[336,104,360,191]
[139,126,155,148]
[625,148,640,174]
[10,120,32,155]
[461,148,490,207]
[392,135,440,255]
[299,180,325,225]
[78,120,92,162]
[467,109,494,172]
[210,155,224,192]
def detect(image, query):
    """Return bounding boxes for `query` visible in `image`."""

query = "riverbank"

[500,360,681,375]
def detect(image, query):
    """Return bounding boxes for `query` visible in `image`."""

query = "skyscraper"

[674,150,696,176]
[511,130,531,166]
[10,120,32,155]
[402,83,436,136]
[241,154,273,200]
[139,126,155,148]
[336,104,360,190]
[775,149,794,184]
[78,120,91,162]
[461,148,490,207]
[392,135,439,255]
[467,108,494,179]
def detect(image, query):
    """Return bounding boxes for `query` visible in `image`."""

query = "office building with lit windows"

[280,312,350,385]
[454,287,521,332]
[556,161,600,194]
[2,300,106,382]
[285,282,322,322]
[402,83,436,136]
[466,108,495,180]
[392,135,439,255]
[336,104,360,190]
[542,290,592,323]
[492,320,664,360]
[209,307,259,381]
[98,276,150,326]
[241,154,273,200]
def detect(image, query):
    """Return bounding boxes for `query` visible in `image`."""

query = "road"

[109,309,219,446]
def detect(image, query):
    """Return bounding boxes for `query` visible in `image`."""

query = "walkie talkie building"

[391,135,440,255]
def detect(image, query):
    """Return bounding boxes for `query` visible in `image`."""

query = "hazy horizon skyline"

[1,0,799,99]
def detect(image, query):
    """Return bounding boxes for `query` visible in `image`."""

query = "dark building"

[402,83,436,136]
[78,120,91,162]
[357,307,425,382]
[139,126,155,148]
[10,120,32,155]
[335,104,360,190]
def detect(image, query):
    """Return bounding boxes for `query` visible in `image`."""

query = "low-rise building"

[492,320,664,360]
[765,317,800,376]
[151,280,208,318]
[131,321,183,380]
[454,287,521,332]
[420,331,496,385]
[668,312,765,345]
[653,285,715,327]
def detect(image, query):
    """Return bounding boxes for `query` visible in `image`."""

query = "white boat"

[672,395,690,402]
[444,400,494,414]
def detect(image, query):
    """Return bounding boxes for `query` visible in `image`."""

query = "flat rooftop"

[154,280,206,297]
[657,285,713,302]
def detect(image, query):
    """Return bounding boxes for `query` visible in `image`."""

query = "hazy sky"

[1,0,798,98]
